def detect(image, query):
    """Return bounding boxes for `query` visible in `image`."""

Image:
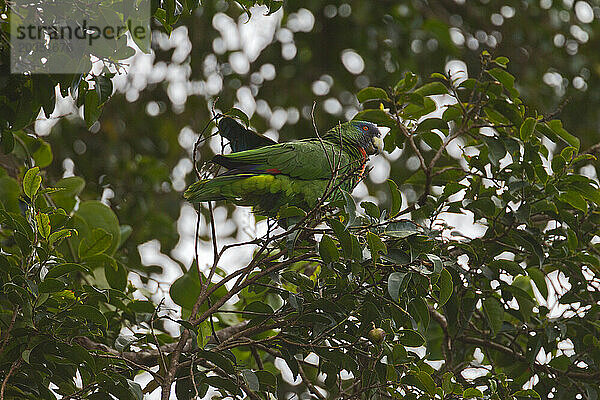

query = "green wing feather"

[214,139,353,179]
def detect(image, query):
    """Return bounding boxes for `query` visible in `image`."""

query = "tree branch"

[460,336,600,382]
[75,321,249,368]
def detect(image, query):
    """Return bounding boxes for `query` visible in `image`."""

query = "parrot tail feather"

[184,174,253,203]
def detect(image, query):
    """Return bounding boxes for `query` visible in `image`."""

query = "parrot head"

[351,121,383,155]
[323,120,383,155]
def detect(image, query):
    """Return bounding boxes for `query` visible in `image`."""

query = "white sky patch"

[444,59,468,84]
[574,1,594,23]
[240,6,283,61]
[369,155,391,184]
[341,49,365,74]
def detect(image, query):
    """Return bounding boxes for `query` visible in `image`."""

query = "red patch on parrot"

[358,148,368,178]
[358,162,367,178]
[359,147,367,161]
[266,168,282,174]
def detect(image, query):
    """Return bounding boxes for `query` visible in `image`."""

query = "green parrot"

[184,118,383,217]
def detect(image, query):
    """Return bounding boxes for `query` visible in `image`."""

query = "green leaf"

[387,272,406,301]
[357,87,389,103]
[281,270,314,290]
[94,75,113,105]
[427,254,443,274]
[242,370,259,391]
[407,92,424,106]
[278,205,306,219]
[0,176,20,213]
[118,225,133,249]
[353,109,396,129]
[385,220,418,238]
[71,304,108,330]
[23,166,42,199]
[488,67,518,96]
[410,297,429,329]
[463,387,483,398]
[74,201,121,255]
[0,130,15,154]
[201,376,241,396]
[21,349,31,364]
[548,354,570,371]
[398,329,425,347]
[35,212,51,239]
[481,135,507,167]
[442,182,466,198]
[526,267,548,299]
[482,297,504,337]
[340,190,357,227]
[416,371,436,396]
[361,201,380,219]
[84,89,102,129]
[548,119,579,150]
[561,146,576,162]
[442,105,462,122]
[394,72,418,92]
[255,370,276,389]
[197,349,235,375]
[508,278,535,322]
[32,140,53,168]
[512,389,541,399]
[413,81,448,96]
[243,301,274,326]
[319,235,340,264]
[46,263,91,278]
[49,228,77,246]
[442,372,460,395]
[227,107,250,127]
[466,198,496,216]
[494,56,509,66]
[127,380,143,400]
[416,117,448,133]
[402,97,436,120]
[197,319,212,349]
[366,231,387,262]
[558,190,587,213]
[420,131,444,151]
[105,259,127,291]
[387,179,402,216]
[520,118,537,141]
[328,218,353,258]
[566,228,578,251]
[78,228,113,258]
[38,278,67,293]
[438,268,453,307]
[51,176,85,212]
[511,231,545,267]
[170,265,226,311]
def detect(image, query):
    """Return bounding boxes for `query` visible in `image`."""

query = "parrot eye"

[362,126,369,131]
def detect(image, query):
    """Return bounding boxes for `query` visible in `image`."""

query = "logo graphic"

[10,0,150,74]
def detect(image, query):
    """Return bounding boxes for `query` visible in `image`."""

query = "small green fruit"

[368,328,386,344]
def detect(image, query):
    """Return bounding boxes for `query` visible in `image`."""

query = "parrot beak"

[371,136,383,154]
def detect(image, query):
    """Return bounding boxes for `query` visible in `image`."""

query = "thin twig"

[0,307,18,358]
[298,363,326,400]
[1,358,22,400]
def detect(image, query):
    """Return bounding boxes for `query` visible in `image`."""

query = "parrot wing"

[212,140,352,180]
